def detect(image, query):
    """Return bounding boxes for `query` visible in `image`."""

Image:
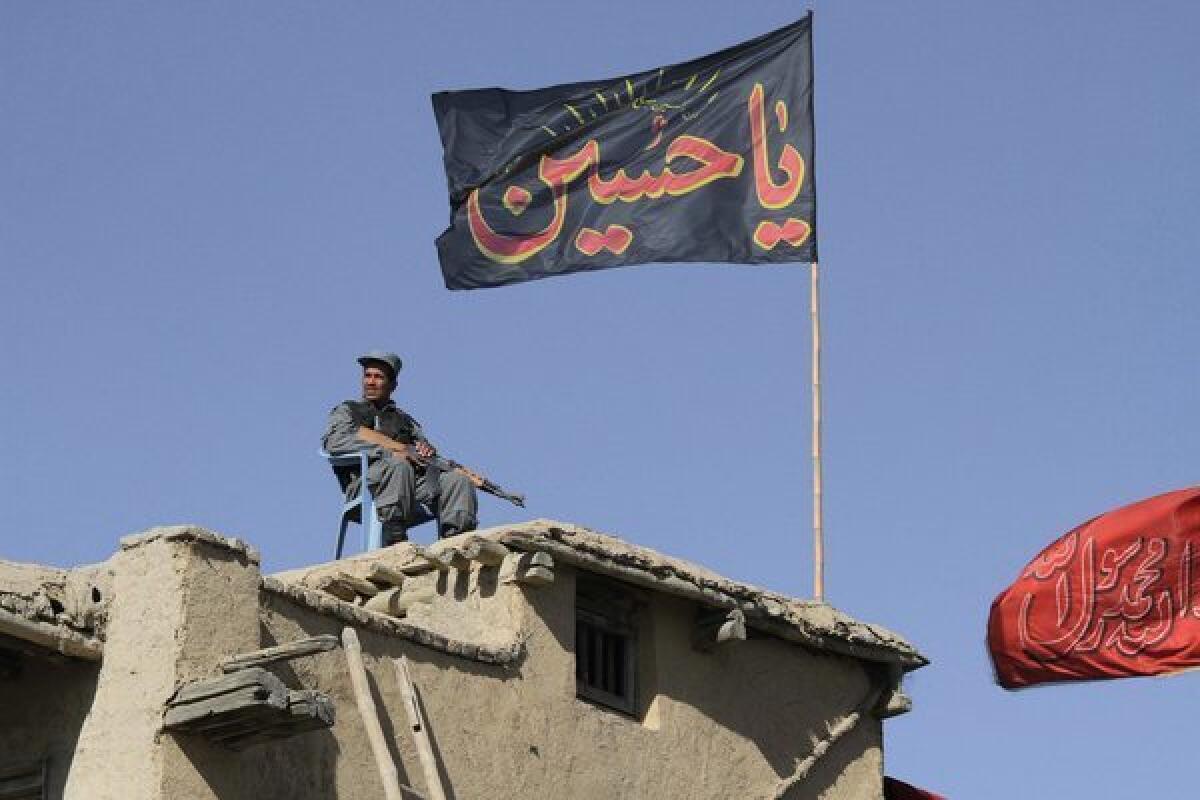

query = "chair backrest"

[321,451,366,494]
[330,462,358,493]
[322,449,381,557]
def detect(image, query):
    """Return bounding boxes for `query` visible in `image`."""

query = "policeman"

[322,351,479,542]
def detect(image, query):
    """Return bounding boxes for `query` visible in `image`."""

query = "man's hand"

[356,425,486,489]
[357,426,427,464]
[387,442,415,462]
[456,465,485,488]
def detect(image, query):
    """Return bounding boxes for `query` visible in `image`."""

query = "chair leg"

[368,513,384,550]
[336,515,351,560]
[363,494,383,551]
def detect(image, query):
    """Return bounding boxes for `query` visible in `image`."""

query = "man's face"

[361,365,394,403]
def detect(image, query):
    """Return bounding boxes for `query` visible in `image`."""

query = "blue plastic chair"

[322,450,384,559]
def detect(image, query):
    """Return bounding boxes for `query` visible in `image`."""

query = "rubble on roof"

[0,559,109,663]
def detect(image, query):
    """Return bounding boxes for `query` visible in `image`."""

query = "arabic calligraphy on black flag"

[431,15,816,290]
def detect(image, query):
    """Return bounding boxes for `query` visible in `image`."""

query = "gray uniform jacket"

[322,400,477,538]
[321,400,427,458]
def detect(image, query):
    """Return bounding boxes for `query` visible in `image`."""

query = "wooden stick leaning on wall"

[341,627,406,800]
[393,655,448,800]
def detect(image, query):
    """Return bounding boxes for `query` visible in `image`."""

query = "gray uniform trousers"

[368,452,478,540]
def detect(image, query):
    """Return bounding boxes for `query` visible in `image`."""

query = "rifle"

[414,452,526,508]
[354,425,526,508]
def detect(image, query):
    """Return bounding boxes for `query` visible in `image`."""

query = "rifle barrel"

[423,455,525,508]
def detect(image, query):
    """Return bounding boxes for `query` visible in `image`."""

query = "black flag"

[432,15,816,290]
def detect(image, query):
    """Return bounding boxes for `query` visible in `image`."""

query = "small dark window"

[0,647,22,680]
[575,579,638,715]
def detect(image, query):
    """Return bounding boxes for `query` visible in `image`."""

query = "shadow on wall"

[539,582,885,800]
[170,619,346,798]
[664,631,883,800]
[0,655,100,797]
[175,726,342,797]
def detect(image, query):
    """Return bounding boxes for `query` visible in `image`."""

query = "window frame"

[575,579,639,715]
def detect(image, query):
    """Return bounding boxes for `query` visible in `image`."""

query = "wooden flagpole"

[811,261,825,603]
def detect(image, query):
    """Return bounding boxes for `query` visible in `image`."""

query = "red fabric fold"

[988,486,1200,689]
[884,775,946,800]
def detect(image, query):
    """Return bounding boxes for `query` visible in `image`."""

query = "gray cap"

[357,350,403,380]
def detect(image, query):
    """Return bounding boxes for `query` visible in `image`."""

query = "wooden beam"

[0,607,103,662]
[459,537,508,567]
[164,665,337,749]
[184,704,283,737]
[873,686,912,719]
[500,551,555,587]
[363,587,403,615]
[517,566,554,586]
[342,627,406,800]
[170,667,284,706]
[394,656,448,800]
[426,546,469,572]
[220,634,341,673]
[284,689,337,730]
[311,571,382,602]
[400,549,449,577]
[336,572,381,598]
[362,585,436,617]
[163,668,289,730]
[367,563,408,589]
[312,576,357,602]
[216,689,337,750]
[692,608,747,652]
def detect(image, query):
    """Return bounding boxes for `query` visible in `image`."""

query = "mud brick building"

[0,520,925,799]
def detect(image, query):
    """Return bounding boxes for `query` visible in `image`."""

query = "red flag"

[884,776,946,800]
[988,486,1200,689]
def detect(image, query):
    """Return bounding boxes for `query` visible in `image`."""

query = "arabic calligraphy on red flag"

[884,776,947,800]
[988,487,1200,689]
[431,16,815,289]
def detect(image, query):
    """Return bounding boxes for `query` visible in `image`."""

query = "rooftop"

[272,519,927,671]
[0,519,926,672]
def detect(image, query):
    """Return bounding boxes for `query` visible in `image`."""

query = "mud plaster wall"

[159,535,265,800]
[161,560,882,800]
[57,535,189,800]
[5,530,264,800]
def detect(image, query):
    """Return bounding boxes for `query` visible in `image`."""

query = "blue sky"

[3,2,1198,797]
